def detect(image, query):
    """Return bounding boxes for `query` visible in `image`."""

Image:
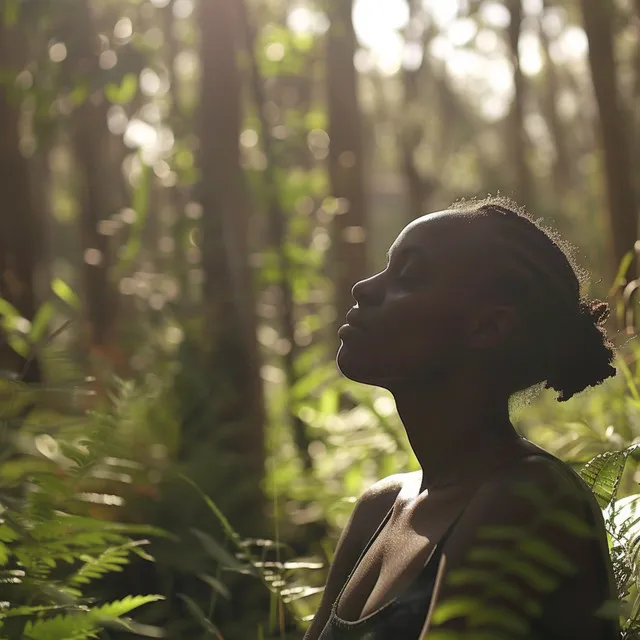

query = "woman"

[305,198,619,639]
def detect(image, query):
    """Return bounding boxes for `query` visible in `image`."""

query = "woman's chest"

[336,495,465,621]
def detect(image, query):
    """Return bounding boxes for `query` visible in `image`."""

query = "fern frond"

[88,594,163,622]
[22,612,98,640]
[68,541,149,587]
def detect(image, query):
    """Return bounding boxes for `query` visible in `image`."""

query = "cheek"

[337,298,466,384]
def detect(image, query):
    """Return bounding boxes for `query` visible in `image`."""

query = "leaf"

[104,73,138,105]
[468,606,530,634]
[177,594,220,637]
[609,251,634,297]
[29,302,55,345]
[52,279,80,310]
[580,445,639,509]
[198,573,231,600]
[89,594,163,621]
[191,529,253,575]
[0,299,21,323]
[430,596,482,624]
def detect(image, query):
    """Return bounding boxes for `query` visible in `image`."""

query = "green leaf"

[0,542,8,566]
[468,606,530,634]
[89,594,163,621]
[198,573,231,600]
[580,445,639,509]
[104,73,138,105]
[609,250,634,296]
[0,299,21,322]
[192,529,253,575]
[430,596,482,624]
[177,594,220,636]
[52,278,80,310]
[29,302,54,344]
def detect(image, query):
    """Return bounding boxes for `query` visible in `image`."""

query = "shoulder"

[350,472,417,543]
[476,450,593,509]
[446,451,600,557]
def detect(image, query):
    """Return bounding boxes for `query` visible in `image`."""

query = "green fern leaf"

[22,612,98,640]
[88,594,163,621]
[580,445,639,509]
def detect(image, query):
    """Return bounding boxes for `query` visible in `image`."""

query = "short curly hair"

[451,195,616,402]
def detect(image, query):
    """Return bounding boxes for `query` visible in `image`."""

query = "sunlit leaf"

[52,278,80,310]
[29,302,54,345]
[580,445,639,509]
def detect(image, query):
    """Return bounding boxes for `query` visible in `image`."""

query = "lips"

[345,308,370,331]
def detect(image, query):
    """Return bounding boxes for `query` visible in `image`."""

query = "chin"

[336,344,391,387]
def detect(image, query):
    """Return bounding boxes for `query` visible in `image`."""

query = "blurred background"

[1,0,640,638]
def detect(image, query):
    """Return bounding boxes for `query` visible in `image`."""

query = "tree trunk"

[0,18,42,382]
[581,0,639,281]
[505,0,532,206]
[400,0,437,224]
[198,0,265,529]
[66,0,120,349]
[538,5,572,198]
[326,0,369,331]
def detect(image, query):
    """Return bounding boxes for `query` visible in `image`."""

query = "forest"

[1,0,640,638]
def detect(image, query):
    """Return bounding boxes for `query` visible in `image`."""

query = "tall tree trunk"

[505,0,532,205]
[237,0,314,471]
[326,0,369,331]
[581,0,639,281]
[538,4,572,198]
[198,0,265,529]
[400,0,437,223]
[66,0,120,349]
[0,17,42,382]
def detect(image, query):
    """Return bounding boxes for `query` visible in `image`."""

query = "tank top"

[317,448,619,640]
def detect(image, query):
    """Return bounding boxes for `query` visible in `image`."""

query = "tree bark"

[581,0,639,280]
[505,0,532,206]
[198,0,266,529]
[0,17,42,382]
[400,0,437,224]
[538,5,572,198]
[65,0,120,348]
[326,0,369,331]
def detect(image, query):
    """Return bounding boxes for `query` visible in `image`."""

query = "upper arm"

[426,458,610,639]
[303,475,405,640]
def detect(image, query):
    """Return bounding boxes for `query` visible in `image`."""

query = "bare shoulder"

[479,450,591,505]
[351,472,418,540]
[451,450,599,547]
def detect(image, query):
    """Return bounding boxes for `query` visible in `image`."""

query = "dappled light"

[1,0,640,638]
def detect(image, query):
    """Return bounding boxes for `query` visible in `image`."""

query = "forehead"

[389,210,481,257]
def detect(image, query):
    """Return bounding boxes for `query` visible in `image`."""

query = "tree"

[198,0,266,530]
[63,0,121,349]
[0,14,42,382]
[326,0,369,330]
[581,0,639,281]
[505,0,533,206]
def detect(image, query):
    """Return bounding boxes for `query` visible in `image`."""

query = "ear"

[467,304,520,350]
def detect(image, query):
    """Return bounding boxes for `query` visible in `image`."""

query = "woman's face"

[336,210,499,388]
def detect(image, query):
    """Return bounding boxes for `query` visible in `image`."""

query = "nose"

[351,272,384,307]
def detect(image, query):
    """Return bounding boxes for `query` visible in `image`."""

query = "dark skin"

[304,210,613,638]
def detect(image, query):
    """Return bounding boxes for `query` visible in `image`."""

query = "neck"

[389,374,519,492]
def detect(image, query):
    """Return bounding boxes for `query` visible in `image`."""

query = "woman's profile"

[305,198,619,639]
